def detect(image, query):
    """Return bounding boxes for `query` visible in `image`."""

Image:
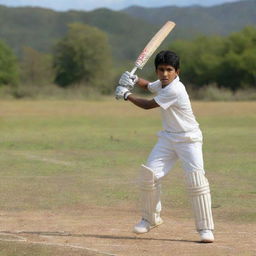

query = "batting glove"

[115,86,132,100]
[119,71,139,90]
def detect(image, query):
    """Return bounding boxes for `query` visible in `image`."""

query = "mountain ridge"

[0,0,255,62]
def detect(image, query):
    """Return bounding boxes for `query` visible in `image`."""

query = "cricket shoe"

[199,229,214,243]
[133,217,163,234]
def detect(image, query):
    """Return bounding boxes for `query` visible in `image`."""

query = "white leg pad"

[185,170,214,231]
[140,165,161,225]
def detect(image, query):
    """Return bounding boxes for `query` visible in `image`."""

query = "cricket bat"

[130,21,176,76]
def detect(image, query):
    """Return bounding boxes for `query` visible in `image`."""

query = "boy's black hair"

[154,50,180,71]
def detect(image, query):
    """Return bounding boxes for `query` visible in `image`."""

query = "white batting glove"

[115,86,132,100]
[119,71,139,90]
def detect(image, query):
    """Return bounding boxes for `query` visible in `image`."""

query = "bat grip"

[130,66,138,76]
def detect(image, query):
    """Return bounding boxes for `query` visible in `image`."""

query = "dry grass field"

[0,99,255,255]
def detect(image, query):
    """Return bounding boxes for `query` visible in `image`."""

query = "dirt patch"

[0,206,255,256]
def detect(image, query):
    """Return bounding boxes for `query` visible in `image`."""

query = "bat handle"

[130,66,138,76]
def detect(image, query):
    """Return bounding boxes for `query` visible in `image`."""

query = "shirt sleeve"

[154,88,177,110]
[147,80,161,93]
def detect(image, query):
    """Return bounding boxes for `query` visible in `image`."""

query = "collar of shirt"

[161,76,180,89]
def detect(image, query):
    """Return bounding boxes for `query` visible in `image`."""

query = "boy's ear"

[176,69,180,75]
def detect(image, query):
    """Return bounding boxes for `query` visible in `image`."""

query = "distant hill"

[0,0,255,62]
[0,5,157,61]
[123,0,256,37]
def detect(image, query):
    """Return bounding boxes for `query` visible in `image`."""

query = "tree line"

[0,24,255,96]
[171,26,256,91]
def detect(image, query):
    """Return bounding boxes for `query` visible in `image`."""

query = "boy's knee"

[141,164,163,180]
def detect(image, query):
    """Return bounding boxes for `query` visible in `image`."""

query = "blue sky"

[0,0,243,11]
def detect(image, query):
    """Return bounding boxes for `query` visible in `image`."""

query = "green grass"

[0,99,255,224]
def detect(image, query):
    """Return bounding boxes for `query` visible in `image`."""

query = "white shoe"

[133,218,163,234]
[199,229,214,243]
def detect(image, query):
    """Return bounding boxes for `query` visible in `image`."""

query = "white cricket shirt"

[148,76,202,142]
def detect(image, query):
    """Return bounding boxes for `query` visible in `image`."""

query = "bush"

[0,83,104,100]
[188,84,256,101]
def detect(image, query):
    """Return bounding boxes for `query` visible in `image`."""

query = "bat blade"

[134,21,176,71]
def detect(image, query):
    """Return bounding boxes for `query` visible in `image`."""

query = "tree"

[217,26,256,90]
[170,26,256,91]
[0,40,19,86]
[53,23,112,88]
[20,46,53,85]
[171,36,225,87]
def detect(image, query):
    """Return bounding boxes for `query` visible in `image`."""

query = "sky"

[0,0,243,11]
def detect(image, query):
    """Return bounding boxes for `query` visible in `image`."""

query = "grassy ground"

[0,99,255,255]
[0,240,105,256]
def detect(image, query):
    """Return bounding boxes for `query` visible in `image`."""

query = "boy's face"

[156,64,179,87]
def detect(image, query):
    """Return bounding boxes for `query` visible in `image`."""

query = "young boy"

[115,50,214,243]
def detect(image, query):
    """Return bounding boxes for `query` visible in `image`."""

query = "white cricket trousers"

[146,131,205,180]
[141,130,214,231]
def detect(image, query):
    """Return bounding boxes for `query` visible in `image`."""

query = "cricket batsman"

[115,50,214,243]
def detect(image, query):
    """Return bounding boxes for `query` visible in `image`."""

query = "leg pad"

[140,165,161,225]
[185,170,214,231]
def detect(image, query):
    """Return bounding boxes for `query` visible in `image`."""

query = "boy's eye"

[158,68,174,72]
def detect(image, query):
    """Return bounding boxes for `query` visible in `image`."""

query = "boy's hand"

[115,86,132,100]
[119,71,138,90]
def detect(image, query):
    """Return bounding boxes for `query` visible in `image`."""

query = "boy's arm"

[126,94,159,110]
[135,77,150,90]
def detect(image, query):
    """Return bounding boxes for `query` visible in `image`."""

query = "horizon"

[0,0,245,11]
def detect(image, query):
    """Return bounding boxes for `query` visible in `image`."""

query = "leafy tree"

[0,40,19,86]
[20,46,53,85]
[217,26,256,90]
[171,26,256,91]
[53,23,112,88]
[172,36,225,87]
